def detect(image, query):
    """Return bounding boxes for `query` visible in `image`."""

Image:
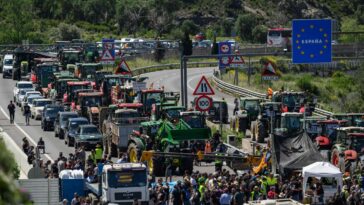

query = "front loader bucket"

[170,128,211,141]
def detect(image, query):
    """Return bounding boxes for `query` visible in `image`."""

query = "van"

[3,54,14,78]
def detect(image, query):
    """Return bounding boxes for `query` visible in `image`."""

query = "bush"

[252,25,268,43]
[235,14,257,41]
[58,23,82,41]
[296,75,319,95]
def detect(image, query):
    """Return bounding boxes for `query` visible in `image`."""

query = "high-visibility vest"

[260,180,268,195]
[95,148,103,160]
[204,142,212,154]
[267,177,277,186]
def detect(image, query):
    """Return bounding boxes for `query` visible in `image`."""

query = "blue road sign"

[218,42,232,69]
[292,19,332,64]
[101,39,115,64]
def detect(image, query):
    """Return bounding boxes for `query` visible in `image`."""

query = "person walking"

[23,102,31,125]
[7,100,15,124]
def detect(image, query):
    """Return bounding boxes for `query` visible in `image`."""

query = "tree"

[252,25,268,43]
[181,20,198,35]
[356,5,364,25]
[57,23,82,41]
[235,14,257,41]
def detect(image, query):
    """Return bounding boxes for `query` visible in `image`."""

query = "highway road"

[0,67,235,178]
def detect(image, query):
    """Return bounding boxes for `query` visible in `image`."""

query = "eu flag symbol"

[292,19,332,64]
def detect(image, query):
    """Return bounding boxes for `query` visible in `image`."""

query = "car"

[13,81,33,101]
[3,54,14,78]
[15,88,35,106]
[22,95,43,111]
[64,117,89,147]
[31,99,52,120]
[41,105,64,131]
[54,112,79,139]
[20,91,41,108]
[74,124,103,150]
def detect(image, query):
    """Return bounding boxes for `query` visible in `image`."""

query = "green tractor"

[331,113,364,127]
[272,91,316,116]
[331,127,364,168]
[251,102,282,143]
[207,100,229,124]
[231,97,261,133]
[128,117,211,176]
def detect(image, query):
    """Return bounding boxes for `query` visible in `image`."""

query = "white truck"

[87,163,149,205]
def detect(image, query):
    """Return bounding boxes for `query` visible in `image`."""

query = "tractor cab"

[152,105,185,122]
[180,111,206,128]
[33,63,60,91]
[94,71,112,89]
[53,78,79,100]
[77,92,103,124]
[31,58,59,83]
[74,63,102,80]
[59,49,82,68]
[63,81,91,104]
[72,89,94,106]
[274,112,303,136]
[272,91,316,115]
[314,120,348,149]
[207,100,229,123]
[303,116,327,139]
[232,97,261,133]
[100,74,132,104]
[332,113,364,127]
[331,127,364,166]
[140,89,164,115]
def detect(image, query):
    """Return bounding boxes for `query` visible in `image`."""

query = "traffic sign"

[195,95,213,112]
[218,42,232,69]
[193,76,215,95]
[292,19,332,63]
[229,56,245,67]
[262,61,279,81]
[101,39,115,65]
[115,59,132,75]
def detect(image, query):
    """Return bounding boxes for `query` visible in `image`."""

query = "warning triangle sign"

[193,76,215,95]
[115,60,132,75]
[101,50,114,61]
[262,62,277,75]
[229,56,245,64]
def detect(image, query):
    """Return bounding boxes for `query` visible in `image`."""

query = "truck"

[103,106,149,158]
[86,163,149,205]
[231,97,261,133]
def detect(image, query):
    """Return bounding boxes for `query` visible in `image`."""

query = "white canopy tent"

[302,161,343,195]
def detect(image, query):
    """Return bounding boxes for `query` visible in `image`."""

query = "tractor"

[58,48,83,68]
[94,71,112,90]
[76,92,104,126]
[331,127,364,168]
[139,89,180,116]
[63,81,92,105]
[314,120,348,150]
[32,63,60,94]
[272,91,316,116]
[127,116,211,176]
[331,113,364,127]
[100,74,133,105]
[74,63,102,81]
[207,100,229,124]
[302,116,327,139]
[231,97,261,133]
[251,102,282,143]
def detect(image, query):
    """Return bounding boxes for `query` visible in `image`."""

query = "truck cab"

[86,163,149,205]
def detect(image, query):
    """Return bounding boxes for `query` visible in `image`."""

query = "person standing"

[7,101,15,124]
[23,103,31,125]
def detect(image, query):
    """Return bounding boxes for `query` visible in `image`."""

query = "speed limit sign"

[195,95,212,112]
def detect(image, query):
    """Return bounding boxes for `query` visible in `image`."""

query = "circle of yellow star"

[296,40,299,44]
[301,28,305,32]
[310,25,314,29]
[323,45,327,49]
[319,28,323,32]
[297,34,301,38]
[297,46,301,49]
[301,51,305,55]
[310,54,315,58]
[324,33,327,37]
[320,50,323,54]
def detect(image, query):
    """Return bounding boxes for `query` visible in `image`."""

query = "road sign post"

[195,95,213,112]
[218,42,232,71]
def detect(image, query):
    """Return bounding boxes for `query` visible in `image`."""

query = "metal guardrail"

[212,76,334,117]
[132,61,218,75]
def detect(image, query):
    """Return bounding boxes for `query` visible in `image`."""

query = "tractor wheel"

[152,157,166,177]
[331,148,340,166]
[180,157,193,176]
[251,121,257,141]
[127,143,139,163]
[256,121,267,143]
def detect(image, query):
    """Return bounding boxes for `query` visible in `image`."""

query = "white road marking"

[0,107,54,162]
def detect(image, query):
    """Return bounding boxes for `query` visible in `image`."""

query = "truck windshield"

[82,127,99,134]
[108,170,147,188]
[4,59,13,65]
[18,83,33,89]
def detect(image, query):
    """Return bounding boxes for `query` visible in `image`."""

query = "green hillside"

[0,0,363,43]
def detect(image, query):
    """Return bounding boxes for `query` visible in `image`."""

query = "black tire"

[153,157,166,177]
[257,121,267,143]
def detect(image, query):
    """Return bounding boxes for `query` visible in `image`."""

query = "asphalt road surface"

[0,67,235,178]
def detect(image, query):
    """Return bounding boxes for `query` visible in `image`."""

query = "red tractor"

[63,81,92,104]
[76,92,104,126]
[315,120,348,150]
